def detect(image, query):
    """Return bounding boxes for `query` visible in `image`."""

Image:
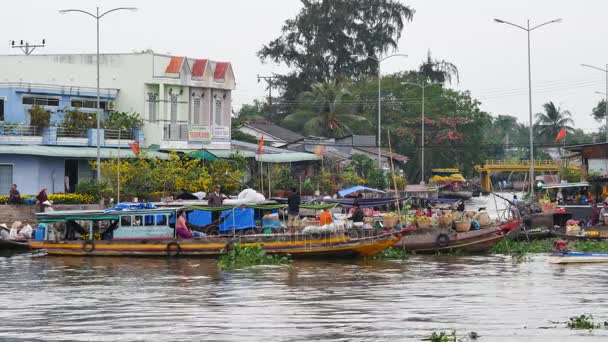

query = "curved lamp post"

[59,7,137,183]
[581,64,608,142]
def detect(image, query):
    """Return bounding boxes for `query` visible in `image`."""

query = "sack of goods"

[302,223,337,235]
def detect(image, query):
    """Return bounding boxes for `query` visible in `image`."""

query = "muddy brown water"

[1,254,608,341]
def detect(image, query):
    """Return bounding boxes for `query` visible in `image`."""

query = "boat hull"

[438,190,473,200]
[548,252,608,264]
[28,231,402,258]
[0,239,30,252]
[393,227,504,253]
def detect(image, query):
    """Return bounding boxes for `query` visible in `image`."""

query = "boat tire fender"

[82,240,95,253]
[166,241,181,257]
[435,234,450,248]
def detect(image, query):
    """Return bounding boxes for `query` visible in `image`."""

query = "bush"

[105,111,144,130]
[0,193,95,204]
[217,244,291,270]
[28,105,51,128]
[75,179,109,200]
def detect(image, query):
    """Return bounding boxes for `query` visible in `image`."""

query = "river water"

[1,254,608,341]
[2,192,608,341]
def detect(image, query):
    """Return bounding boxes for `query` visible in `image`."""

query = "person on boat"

[599,203,608,224]
[0,224,9,240]
[287,187,301,234]
[351,202,364,223]
[556,190,564,204]
[554,240,569,253]
[8,184,21,204]
[319,209,334,226]
[35,188,49,212]
[456,201,465,212]
[176,210,205,238]
[207,185,225,226]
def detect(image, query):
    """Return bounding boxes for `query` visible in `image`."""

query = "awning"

[539,182,590,189]
[338,185,386,197]
[0,145,169,159]
[255,152,320,163]
[187,149,219,161]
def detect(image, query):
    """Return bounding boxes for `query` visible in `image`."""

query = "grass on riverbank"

[217,244,291,270]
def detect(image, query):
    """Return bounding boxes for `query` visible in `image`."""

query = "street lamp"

[402,80,443,184]
[59,7,137,183]
[494,18,561,196]
[581,63,608,142]
[351,53,408,168]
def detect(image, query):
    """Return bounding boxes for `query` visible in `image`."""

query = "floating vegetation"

[492,239,608,255]
[567,314,603,330]
[423,330,479,342]
[217,244,291,270]
[372,247,409,260]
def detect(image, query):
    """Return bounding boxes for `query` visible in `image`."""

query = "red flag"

[129,141,140,156]
[555,128,566,143]
[257,135,264,155]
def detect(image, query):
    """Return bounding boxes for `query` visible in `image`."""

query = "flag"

[555,127,566,143]
[257,135,264,155]
[314,145,325,157]
[129,141,140,156]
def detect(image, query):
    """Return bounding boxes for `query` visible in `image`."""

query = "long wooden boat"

[551,226,608,241]
[548,252,608,264]
[0,239,30,256]
[28,208,403,258]
[393,220,520,253]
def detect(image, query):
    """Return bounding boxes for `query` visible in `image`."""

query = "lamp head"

[493,18,505,23]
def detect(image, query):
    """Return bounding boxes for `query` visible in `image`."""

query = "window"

[0,165,12,195]
[71,99,107,110]
[22,96,59,106]
[192,96,201,125]
[170,94,178,123]
[147,92,158,122]
[214,99,222,125]
[0,99,4,121]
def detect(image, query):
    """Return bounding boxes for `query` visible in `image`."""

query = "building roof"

[191,59,208,78]
[199,140,320,163]
[353,147,409,162]
[242,122,305,143]
[563,142,608,152]
[0,145,169,159]
[165,56,185,74]
[213,62,230,80]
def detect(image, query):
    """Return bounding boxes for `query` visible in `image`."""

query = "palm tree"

[282,81,367,138]
[534,102,575,142]
[418,50,459,84]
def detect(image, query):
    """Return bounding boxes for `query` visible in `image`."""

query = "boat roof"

[538,182,590,189]
[36,208,181,222]
[338,185,386,197]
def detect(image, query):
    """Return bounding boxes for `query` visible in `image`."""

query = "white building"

[0,52,235,150]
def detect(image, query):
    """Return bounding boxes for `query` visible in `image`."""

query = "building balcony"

[0,124,141,148]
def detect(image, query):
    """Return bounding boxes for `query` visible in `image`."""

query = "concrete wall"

[0,204,102,223]
[0,155,65,195]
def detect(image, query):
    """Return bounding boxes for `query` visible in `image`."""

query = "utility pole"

[257,74,278,118]
[10,39,45,55]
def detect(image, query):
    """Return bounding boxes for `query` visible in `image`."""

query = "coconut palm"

[418,50,459,84]
[282,81,367,138]
[534,101,575,141]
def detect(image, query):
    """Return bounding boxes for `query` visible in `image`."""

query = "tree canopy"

[534,101,574,142]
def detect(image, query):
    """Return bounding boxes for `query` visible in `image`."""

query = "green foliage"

[217,244,291,270]
[372,247,409,260]
[559,167,582,183]
[75,179,109,200]
[592,99,606,121]
[62,108,95,130]
[534,101,574,143]
[231,130,259,144]
[105,111,144,130]
[257,0,414,101]
[28,105,51,128]
[351,154,387,189]
[341,165,364,187]
[301,178,315,192]
[423,330,478,342]
[419,50,459,84]
[272,165,297,190]
[492,239,608,255]
[234,99,269,124]
[567,314,601,330]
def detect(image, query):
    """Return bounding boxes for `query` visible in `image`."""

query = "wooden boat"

[0,239,30,254]
[550,226,608,241]
[393,220,520,253]
[548,252,608,264]
[28,208,404,258]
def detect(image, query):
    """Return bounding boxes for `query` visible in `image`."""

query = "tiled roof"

[354,147,409,162]
[191,59,208,78]
[213,62,230,79]
[165,56,184,74]
[244,122,305,143]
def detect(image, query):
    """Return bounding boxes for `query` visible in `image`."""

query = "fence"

[0,125,40,136]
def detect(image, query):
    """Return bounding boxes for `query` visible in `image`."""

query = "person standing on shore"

[207,185,225,226]
[35,188,49,212]
[287,187,300,234]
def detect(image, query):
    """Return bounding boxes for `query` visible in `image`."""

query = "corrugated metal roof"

[0,145,169,159]
[254,152,319,163]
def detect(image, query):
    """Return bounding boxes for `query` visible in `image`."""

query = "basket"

[438,216,453,228]
[416,221,431,229]
[454,220,471,232]
[542,202,557,215]
[474,212,491,226]
[383,216,400,228]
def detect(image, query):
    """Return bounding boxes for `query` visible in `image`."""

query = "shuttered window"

[0,165,13,195]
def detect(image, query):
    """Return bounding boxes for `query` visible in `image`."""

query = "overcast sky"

[5,0,608,132]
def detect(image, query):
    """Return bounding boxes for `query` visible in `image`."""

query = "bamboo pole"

[387,130,401,219]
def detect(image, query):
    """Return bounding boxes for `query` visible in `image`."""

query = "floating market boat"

[0,239,30,253]
[430,168,473,200]
[28,207,404,258]
[548,252,608,264]
[393,220,520,253]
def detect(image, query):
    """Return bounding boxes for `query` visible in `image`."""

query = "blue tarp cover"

[338,186,386,197]
[188,208,255,232]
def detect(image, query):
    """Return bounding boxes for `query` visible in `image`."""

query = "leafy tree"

[105,111,144,130]
[234,100,268,125]
[257,0,414,100]
[534,101,574,142]
[592,99,607,121]
[28,105,51,128]
[62,109,95,130]
[282,81,367,137]
[418,50,459,84]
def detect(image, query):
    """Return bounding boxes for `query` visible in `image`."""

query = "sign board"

[188,126,212,144]
[212,125,230,142]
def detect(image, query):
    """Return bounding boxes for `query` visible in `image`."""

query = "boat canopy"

[36,208,179,223]
[538,182,590,190]
[338,185,386,197]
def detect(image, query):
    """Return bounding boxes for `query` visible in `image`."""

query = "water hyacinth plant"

[217,244,291,270]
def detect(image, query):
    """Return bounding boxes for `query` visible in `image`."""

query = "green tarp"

[187,203,338,212]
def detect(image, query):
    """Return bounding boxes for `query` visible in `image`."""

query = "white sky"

[4,0,607,132]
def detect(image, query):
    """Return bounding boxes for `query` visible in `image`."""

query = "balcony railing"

[56,127,88,138]
[0,125,40,136]
[105,129,133,140]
